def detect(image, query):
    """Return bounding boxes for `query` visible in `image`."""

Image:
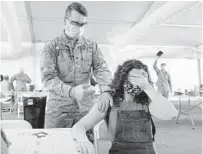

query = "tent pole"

[197,58,202,86]
[197,44,202,87]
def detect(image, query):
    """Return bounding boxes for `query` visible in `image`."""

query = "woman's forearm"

[143,86,159,100]
[72,123,89,141]
[144,86,178,120]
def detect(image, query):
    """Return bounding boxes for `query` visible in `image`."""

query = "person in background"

[10,68,31,92]
[1,75,12,92]
[1,75,11,96]
[71,59,178,154]
[1,75,11,97]
[199,84,203,96]
[40,2,112,129]
[0,74,4,98]
[0,74,3,82]
[1,75,15,112]
[153,56,172,98]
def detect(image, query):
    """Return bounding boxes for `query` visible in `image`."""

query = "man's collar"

[61,30,86,47]
[161,70,167,73]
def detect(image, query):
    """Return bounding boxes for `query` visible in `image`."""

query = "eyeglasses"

[66,18,87,27]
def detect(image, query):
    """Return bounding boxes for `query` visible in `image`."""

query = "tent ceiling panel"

[1,1,202,49]
[133,26,202,46]
[79,1,153,22]
[164,2,202,25]
[19,20,32,42]
[1,20,31,42]
[1,20,8,41]
[29,1,152,23]
[13,1,27,18]
[142,1,167,20]
[33,20,132,44]
[33,20,63,42]
[29,1,69,19]
[84,22,132,44]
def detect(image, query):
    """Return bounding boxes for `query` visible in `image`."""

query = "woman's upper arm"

[78,102,106,131]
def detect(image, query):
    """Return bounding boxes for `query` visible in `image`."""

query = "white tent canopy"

[0,1,202,90]
[1,1,202,56]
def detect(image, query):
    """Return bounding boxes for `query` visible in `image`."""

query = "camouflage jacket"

[40,31,112,102]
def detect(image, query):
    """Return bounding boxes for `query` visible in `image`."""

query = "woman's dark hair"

[105,59,153,125]
[111,59,153,105]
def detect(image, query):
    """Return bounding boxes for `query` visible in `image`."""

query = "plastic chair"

[93,120,112,154]
[0,120,32,129]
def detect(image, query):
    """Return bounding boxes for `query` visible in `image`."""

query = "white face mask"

[65,22,84,39]
[79,27,84,36]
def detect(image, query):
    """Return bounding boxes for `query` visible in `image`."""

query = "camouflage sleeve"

[9,74,17,83]
[153,60,160,73]
[168,74,172,91]
[40,41,72,98]
[9,74,17,91]
[92,42,112,86]
[25,74,32,84]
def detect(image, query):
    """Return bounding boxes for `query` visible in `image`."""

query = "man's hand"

[98,92,113,112]
[70,84,95,101]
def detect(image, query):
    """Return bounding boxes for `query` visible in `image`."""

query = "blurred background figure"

[1,75,13,93]
[10,68,32,92]
[0,75,15,112]
[199,84,203,97]
[153,51,172,98]
[0,74,3,82]
[0,74,4,98]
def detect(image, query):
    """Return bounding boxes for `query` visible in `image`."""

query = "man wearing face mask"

[40,2,112,128]
[153,57,172,98]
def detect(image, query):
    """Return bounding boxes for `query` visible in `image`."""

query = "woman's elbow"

[72,122,87,132]
[159,112,178,120]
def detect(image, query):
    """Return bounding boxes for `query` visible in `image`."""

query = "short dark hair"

[161,63,166,66]
[3,75,9,80]
[65,2,88,19]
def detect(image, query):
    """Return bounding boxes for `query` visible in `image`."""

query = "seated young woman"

[71,59,178,154]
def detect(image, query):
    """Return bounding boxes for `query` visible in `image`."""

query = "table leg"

[176,97,182,124]
[189,113,195,130]
[0,102,2,120]
[188,99,195,129]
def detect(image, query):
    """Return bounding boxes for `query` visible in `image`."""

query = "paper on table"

[4,129,80,154]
